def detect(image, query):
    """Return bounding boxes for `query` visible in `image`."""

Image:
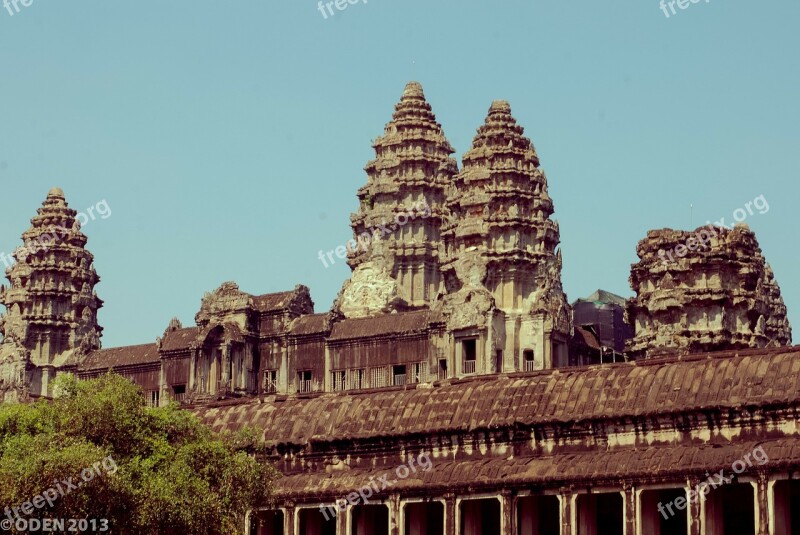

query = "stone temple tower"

[627,224,792,358]
[337,81,458,318]
[0,188,103,398]
[441,101,571,371]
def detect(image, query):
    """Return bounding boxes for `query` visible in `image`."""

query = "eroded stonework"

[627,224,792,358]
[0,82,793,405]
[2,81,799,534]
[0,188,102,400]
[334,263,406,319]
[440,100,571,368]
[346,81,457,311]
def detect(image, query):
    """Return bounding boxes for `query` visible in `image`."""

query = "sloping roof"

[160,327,200,352]
[573,325,601,350]
[272,438,799,498]
[290,313,328,336]
[329,310,435,341]
[80,343,160,371]
[194,346,800,447]
[252,291,295,313]
[573,289,628,307]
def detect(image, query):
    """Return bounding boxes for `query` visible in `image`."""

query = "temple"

[0,187,102,400]
[1,82,798,535]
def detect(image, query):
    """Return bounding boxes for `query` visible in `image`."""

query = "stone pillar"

[285,504,295,535]
[501,492,514,535]
[755,475,770,535]
[542,319,553,370]
[687,478,703,535]
[323,342,332,392]
[336,504,348,535]
[559,490,573,535]
[158,357,168,407]
[487,312,496,374]
[388,494,402,535]
[188,349,198,392]
[480,333,489,375]
[281,341,289,393]
[40,367,52,398]
[623,485,636,535]
[444,493,456,535]
[220,343,230,387]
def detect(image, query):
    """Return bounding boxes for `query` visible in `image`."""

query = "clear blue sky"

[1,1,798,348]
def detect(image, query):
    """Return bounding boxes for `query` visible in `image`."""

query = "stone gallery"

[1,82,797,535]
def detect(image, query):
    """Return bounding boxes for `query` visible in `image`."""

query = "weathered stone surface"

[2,84,800,534]
[345,81,457,311]
[441,100,571,366]
[0,188,102,399]
[334,262,408,319]
[627,224,792,358]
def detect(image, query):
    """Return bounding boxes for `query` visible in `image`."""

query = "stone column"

[559,489,573,535]
[444,493,456,535]
[755,475,770,535]
[40,367,52,398]
[487,311,496,374]
[220,343,230,388]
[158,356,168,407]
[336,504,348,535]
[281,341,289,393]
[188,349,198,392]
[285,504,295,535]
[388,494,402,535]
[543,323,553,370]
[323,341,332,392]
[501,492,514,535]
[623,485,636,535]
[687,478,703,535]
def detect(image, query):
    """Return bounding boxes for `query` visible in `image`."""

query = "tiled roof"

[80,343,160,371]
[160,327,200,352]
[194,346,800,446]
[290,313,328,336]
[252,291,295,313]
[573,289,628,307]
[272,438,800,498]
[329,310,436,341]
[573,325,601,350]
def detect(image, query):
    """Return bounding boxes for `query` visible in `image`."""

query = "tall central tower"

[441,101,570,369]
[339,82,458,317]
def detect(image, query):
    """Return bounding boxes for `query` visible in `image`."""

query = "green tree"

[0,373,276,534]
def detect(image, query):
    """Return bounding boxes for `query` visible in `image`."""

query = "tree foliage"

[0,374,276,534]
